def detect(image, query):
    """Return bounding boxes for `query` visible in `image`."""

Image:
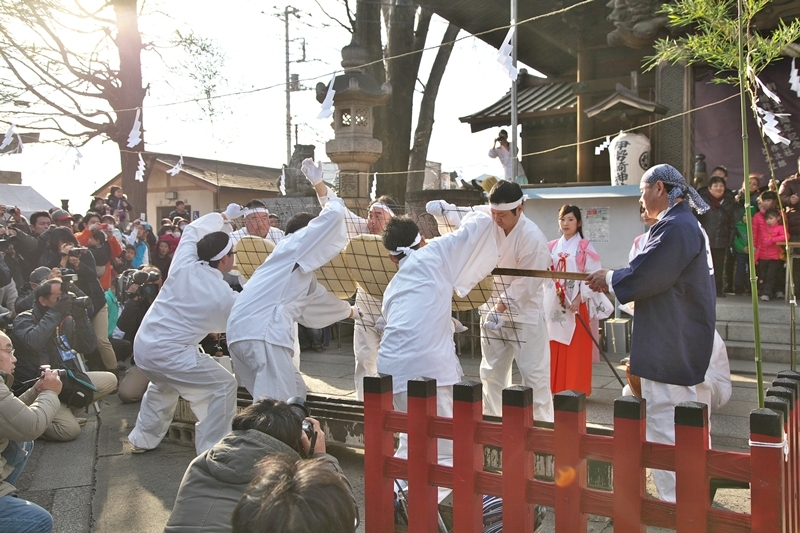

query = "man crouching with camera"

[11,279,117,441]
[164,397,356,533]
[0,330,62,533]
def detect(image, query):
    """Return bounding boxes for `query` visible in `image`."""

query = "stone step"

[716,301,793,323]
[724,340,795,364]
[717,321,800,345]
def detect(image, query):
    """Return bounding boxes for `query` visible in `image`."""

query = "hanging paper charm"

[166,155,184,177]
[127,109,143,148]
[279,167,287,196]
[595,136,612,156]
[495,24,518,81]
[72,144,83,170]
[369,172,377,201]
[0,124,15,151]
[317,74,336,120]
[790,58,800,98]
[756,107,791,145]
[135,153,146,182]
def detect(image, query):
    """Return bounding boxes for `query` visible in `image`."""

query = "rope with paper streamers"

[107,92,740,180]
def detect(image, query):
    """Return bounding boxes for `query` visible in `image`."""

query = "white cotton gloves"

[350,306,363,320]
[374,316,386,334]
[483,310,504,330]
[223,203,246,220]
[452,318,468,333]
[426,200,448,217]
[301,158,324,185]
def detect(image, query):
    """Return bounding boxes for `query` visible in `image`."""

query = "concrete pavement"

[15,339,784,532]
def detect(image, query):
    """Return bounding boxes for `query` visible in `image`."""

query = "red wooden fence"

[363,369,800,533]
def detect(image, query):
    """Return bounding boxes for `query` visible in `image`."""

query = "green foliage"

[644,0,800,82]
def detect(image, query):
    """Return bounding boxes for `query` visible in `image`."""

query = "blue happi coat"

[612,200,715,386]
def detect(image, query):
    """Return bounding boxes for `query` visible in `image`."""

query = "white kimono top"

[318,185,381,327]
[134,213,238,374]
[229,226,284,245]
[432,203,550,326]
[378,212,499,394]
[226,198,352,350]
[488,145,526,181]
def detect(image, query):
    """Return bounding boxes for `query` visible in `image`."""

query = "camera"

[68,246,89,258]
[287,396,316,444]
[60,273,91,310]
[39,365,67,380]
[118,269,161,304]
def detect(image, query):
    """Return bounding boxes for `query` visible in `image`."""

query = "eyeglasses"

[0,348,14,355]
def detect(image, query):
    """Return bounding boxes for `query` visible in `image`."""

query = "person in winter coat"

[164,398,356,533]
[106,186,133,228]
[757,208,788,301]
[0,330,62,533]
[696,176,737,297]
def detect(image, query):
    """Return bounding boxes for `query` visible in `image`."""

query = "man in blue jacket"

[586,164,715,502]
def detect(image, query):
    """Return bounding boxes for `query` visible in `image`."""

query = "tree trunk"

[112,0,147,219]
[373,3,431,205]
[407,23,460,192]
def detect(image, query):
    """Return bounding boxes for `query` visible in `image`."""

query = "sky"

[0,0,538,211]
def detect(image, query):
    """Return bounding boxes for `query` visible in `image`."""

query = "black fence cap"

[614,395,646,420]
[751,408,784,438]
[363,373,393,395]
[502,385,532,408]
[675,401,708,427]
[764,396,790,420]
[553,390,586,413]
[454,381,482,403]
[408,377,437,398]
[766,386,795,409]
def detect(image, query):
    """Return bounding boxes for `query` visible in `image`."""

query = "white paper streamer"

[370,172,377,201]
[790,58,800,98]
[135,153,146,182]
[279,167,286,196]
[495,24,518,81]
[166,155,184,176]
[127,108,142,148]
[595,136,612,156]
[72,144,83,170]
[15,133,23,154]
[756,106,791,145]
[317,74,336,120]
[0,124,14,151]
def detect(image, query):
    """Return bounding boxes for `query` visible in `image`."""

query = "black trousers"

[710,247,727,294]
[759,259,784,297]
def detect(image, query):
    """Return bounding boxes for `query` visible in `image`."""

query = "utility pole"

[510,0,518,175]
[281,5,300,166]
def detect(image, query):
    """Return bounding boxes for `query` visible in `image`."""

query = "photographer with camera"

[39,227,118,373]
[488,128,527,183]
[0,330,62,533]
[11,279,116,441]
[164,397,355,533]
[115,266,162,403]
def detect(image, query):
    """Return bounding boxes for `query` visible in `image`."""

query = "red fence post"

[776,370,800,525]
[613,395,647,533]
[554,390,588,533]
[452,380,484,533]
[768,383,796,532]
[765,395,792,533]
[674,402,710,533]
[502,385,534,532]
[363,374,396,533]
[407,377,439,533]
[750,408,786,533]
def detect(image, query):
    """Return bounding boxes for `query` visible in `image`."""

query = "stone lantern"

[316,40,391,212]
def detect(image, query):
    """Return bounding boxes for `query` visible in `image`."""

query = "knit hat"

[30,266,52,285]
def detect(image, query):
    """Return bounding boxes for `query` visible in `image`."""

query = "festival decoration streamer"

[0,124,14,151]
[495,24,518,81]
[317,74,336,120]
[135,153,146,182]
[166,155,184,176]
[127,109,142,148]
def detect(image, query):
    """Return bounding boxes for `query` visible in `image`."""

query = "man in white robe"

[378,212,499,502]
[301,158,396,401]
[128,204,244,455]
[228,199,284,245]
[227,196,358,403]
[427,181,554,422]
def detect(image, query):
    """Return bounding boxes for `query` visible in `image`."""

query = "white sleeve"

[294,198,349,274]
[432,212,499,297]
[498,237,549,314]
[298,282,352,329]
[488,148,499,159]
[318,185,368,237]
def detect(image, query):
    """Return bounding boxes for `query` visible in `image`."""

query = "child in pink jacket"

[758,207,788,301]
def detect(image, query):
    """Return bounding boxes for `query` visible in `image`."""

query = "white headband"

[389,233,422,257]
[490,196,527,211]
[369,202,396,218]
[209,238,233,262]
[242,207,269,217]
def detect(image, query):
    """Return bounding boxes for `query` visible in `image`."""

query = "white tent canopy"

[0,184,56,217]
